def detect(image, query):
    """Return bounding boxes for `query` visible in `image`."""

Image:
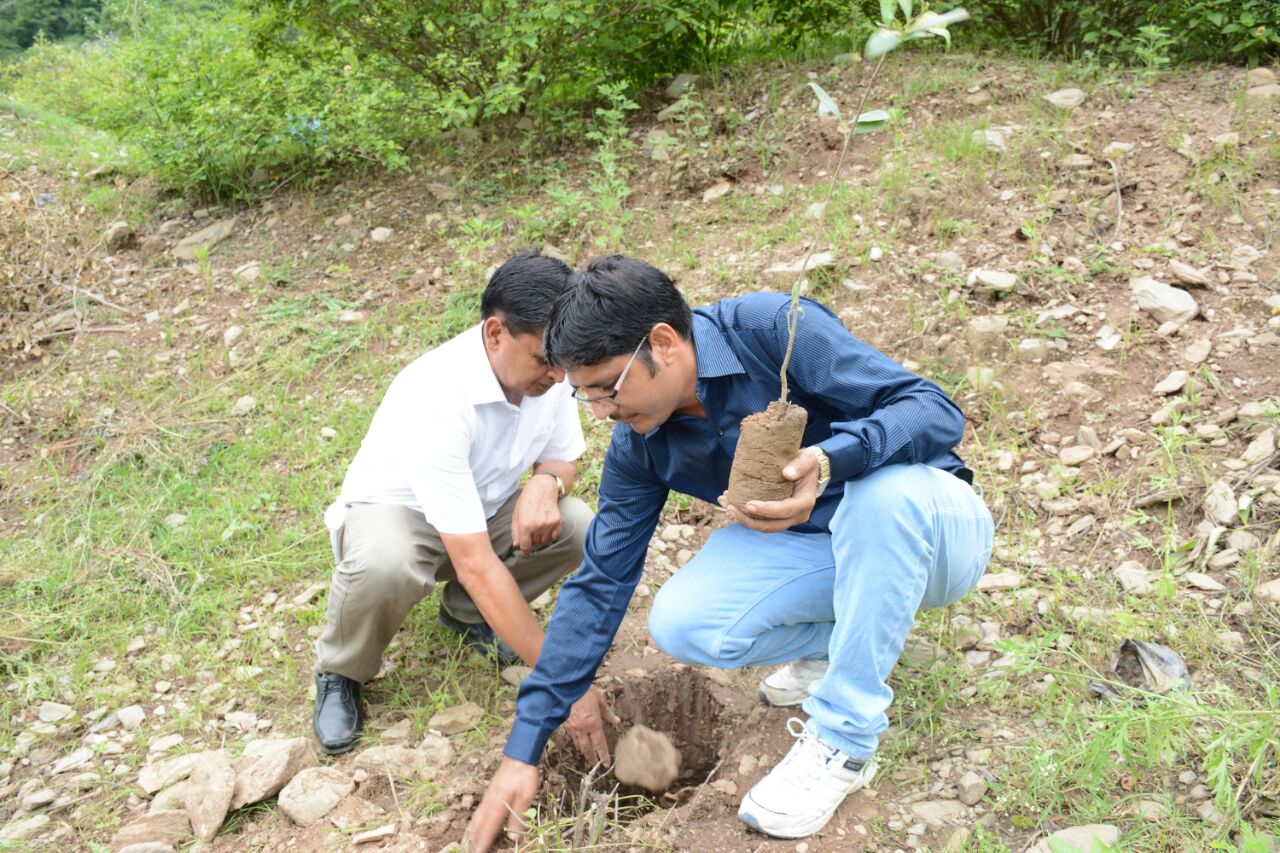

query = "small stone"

[172,218,235,261]
[1228,530,1260,552]
[1247,67,1277,87]
[1059,445,1095,466]
[501,666,533,688]
[0,814,51,843]
[233,262,261,282]
[1208,548,1240,570]
[1184,338,1211,364]
[1210,132,1239,152]
[973,128,1008,153]
[111,811,191,850]
[935,251,963,272]
[1152,370,1188,396]
[230,738,318,809]
[38,701,74,723]
[337,309,365,323]
[105,221,136,251]
[184,750,235,841]
[615,726,681,793]
[710,779,738,795]
[327,796,387,830]
[1043,88,1086,109]
[976,572,1023,591]
[222,326,243,348]
[231,395,256,417]
[1103,141,1134,156]
[118,704,146,730]
[427,702,484,735]
[139,753,197,794]
[910,800,966,828]
[1254,579,1280,603]
[353,743,450,782]
[381,719,412,741]
[766,252,835,276]
[869,246,883,262]
[702,181,732,203]
[319,426,337,440]
[1170,260,1209,286]
[1243,429,1276,464]
[1113,561,1153,595]
[369,227,393,243]
[1185,572,1225,592]
[664,73,700,99]
[20,788,56,810]
[52,747,94,774]
[967,268,1017,295]
[965,90,992,107]
[1131,277,1198,326]
[353,822,397,845]
[1203,480,1238,526]
[957,771,987,805]
[278,767,355,826]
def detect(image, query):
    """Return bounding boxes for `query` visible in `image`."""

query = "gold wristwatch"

[538,471,566,497]
[811,447,831,495]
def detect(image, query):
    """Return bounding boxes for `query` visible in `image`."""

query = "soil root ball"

[725,400,808,510]
[613,725,682,793]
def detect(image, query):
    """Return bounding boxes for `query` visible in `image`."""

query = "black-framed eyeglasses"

[571,336,647,407]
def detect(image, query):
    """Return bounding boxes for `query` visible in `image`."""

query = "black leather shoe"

[313,673,362,755]
[437,607,521,667]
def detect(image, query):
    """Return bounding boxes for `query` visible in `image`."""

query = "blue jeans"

[647,463,994,760]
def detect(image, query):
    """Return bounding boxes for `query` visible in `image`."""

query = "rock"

[1043,88,1086,109]
[172,218,235,261]
[0,814,50,843]
[118,844,177,853]
[1114,561,1153,595]
[805,201,827,219]
[701,180,732,203]
[425,182,457,202]
[1132,277,1198,326]
[111,811,191,849]
[1152,370,1188,396]
[353,823,397,845]
[710,779,738,795]
[501,665,532,687]
[1228,530,1261,552]
[973,127,1009,153]
[20,787,56,810]
[1103,141,1134,156]
[1247,67,1277,87]
[1032,825,1119,853]
[910,799,966,828]
[1210,132,1239,151]
[1256,579,1280,604]
[427,702,484,735]
[1203,480,1238,526]
[278,767,355,826]
[117,704,146,729]
[231,395,257,417]
[222,326,243,348]
[1017,339,1049,361]
[1060,153,1094,169]
[976,571,1023,591]
[381,719,411,741]
[352,744,447,782]
[327,796,387,830]
[966,316,1008,352]
[337,309,365,323]
[1170,260,1209,286]
[664,74,699,99]
[319,426,337,440]
[369,227,393,243]
[52,747,94,775]
[233,262,260,282]
[105,221,135,251]
[1243,429,1275,464]
[230,738,318,809]
[1185,572,1225,592]
[139,753,197,794]
[38,701,74,723]
[766,252,835,276]
[1059,445,1095,466]
[149,780,190,814]
[615,726,681,792]
[1246,84,1280,99]
[957,770,987,805]
[965,90,992,107]
[183,751,235,841]
[968,268,1017,295]
[936,251,964,272]
[1184,338,1211,364]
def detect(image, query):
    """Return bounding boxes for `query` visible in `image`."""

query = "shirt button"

[717,430,724,436]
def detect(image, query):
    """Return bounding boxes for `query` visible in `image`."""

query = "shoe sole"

[318,736,359,756]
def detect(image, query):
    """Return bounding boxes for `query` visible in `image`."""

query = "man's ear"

[482,316,504,352]
[648,322,682,366]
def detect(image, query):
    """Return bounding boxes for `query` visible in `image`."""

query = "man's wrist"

[534,471,565,497]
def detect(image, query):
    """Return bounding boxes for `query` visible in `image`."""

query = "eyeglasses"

[571,336,647,407]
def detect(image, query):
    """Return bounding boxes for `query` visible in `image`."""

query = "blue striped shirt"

[505,293,967,764]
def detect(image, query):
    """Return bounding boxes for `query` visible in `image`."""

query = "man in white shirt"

[313,251,608,755]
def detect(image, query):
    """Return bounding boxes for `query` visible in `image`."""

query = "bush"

[961,0,1280,65]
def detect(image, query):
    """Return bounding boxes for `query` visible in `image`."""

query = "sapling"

[724,1,970,511]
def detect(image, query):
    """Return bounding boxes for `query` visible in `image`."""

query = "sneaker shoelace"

[770,717,844,794]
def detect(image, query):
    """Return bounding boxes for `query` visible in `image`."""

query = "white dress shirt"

[324,324,586,535]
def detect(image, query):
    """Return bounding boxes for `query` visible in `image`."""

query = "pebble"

[38,702,74,724]
[370,227,393,243]
[231,396,257,417]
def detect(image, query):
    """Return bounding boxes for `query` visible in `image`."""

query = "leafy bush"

[0,0,104,57]
[961,0,1280,65]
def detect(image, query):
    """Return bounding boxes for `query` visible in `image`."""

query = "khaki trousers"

[314,491,593,683]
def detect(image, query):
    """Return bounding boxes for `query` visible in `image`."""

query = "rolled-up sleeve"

[504,433,668,764]
[775,300,965,483]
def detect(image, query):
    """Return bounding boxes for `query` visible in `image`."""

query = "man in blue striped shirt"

[467,256,994,847]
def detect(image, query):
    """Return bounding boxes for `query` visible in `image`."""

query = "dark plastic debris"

[1089,639,1192,701]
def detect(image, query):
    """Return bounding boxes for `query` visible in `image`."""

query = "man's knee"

[339,523,420,588]
[833,464,932,531]
[557,496,594,551]
[648,582,719,665]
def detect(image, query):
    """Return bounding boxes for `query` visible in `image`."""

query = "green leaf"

[853,108,889,134]
[808,81,842,121]
[879,0,896,25]
[864,27,902,59]
[898,0,914,21]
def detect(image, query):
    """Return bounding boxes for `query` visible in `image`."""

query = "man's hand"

[564,685,621,766]
[464,757,539,853]
[718,447,821,533]
[511,475,562,556]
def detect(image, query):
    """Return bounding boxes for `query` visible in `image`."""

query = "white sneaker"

[738,718,879,839]
[758,659,829,707]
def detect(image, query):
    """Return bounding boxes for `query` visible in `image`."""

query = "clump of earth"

[613,725,682,793]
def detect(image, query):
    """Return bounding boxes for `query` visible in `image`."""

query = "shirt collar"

[692,311,745,379]
[465,324,512,407]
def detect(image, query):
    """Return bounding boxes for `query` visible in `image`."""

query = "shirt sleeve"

[400,389,489,535]
[504,433,668,765]
[536,384,587,464]
[774,299,966,483]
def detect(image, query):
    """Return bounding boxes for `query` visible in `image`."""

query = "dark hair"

[481,250,573,335]
[543,255,692,369]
